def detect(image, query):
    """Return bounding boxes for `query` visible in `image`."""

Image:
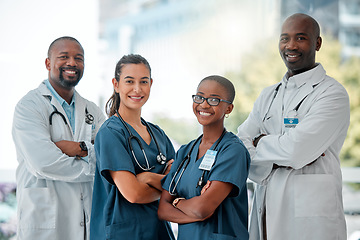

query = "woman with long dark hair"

[90,54,175,240]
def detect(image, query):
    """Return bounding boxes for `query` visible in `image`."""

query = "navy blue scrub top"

[90,115,175,240]
[162,132,250,240]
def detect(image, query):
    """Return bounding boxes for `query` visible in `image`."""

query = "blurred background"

[0,0,360,239]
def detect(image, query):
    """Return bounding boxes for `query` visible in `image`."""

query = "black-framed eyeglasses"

[192,95,231,106]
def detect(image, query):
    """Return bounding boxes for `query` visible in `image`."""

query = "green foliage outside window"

[157,36,360,167]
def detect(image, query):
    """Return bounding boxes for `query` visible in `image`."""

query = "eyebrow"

[58,51,84,57]
[124,76,150,79]
[280,32,309,37]
[197,91,222,97]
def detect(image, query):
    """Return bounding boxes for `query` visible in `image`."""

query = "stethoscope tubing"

[49,105,67,125]
[49,105,93,126]
[115,110,166,172]
[168,129,226,196]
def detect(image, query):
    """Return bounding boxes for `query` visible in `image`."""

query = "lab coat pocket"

[19,187,56,229]
[294,174,337,218]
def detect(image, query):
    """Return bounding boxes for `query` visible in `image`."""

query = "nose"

[285,38,298,50]
[133,83,141,93]
[66,57,77,66]
[200,99,211,108]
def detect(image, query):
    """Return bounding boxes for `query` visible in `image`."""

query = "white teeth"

[65,70,76,74]
[287,54,299,58]
[199,111,211,116]
[130,96,142,99]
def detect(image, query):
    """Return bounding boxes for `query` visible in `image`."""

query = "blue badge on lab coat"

[284,118,298,128]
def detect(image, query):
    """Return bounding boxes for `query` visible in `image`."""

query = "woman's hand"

[163,159,174,175]
[201,180,211,195]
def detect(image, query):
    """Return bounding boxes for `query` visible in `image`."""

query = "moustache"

[59,67,79,72]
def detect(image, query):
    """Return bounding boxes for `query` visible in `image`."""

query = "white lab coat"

[237,64,349,240]
[12,81,106,240]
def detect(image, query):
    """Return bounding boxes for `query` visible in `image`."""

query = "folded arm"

[110,170,162,204]
[12,97,95,182]
[158,180,233,224]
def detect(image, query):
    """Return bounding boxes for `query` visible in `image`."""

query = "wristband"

[172,197,185,208]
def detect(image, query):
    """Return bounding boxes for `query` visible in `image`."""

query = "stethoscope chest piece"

[85,108,94,124]
[115,110,167,171]
[157,153,167,165]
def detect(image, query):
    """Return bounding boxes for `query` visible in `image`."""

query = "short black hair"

[47,36,83,58]
[199,75,235,103]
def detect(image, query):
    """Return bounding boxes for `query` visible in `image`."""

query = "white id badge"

[199,150,217,171]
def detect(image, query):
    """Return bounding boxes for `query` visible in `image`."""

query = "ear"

[316,36,322,51]
[150,78,153,87]
[226,103,234,115]
[45,58,51,70]
[112,78,119,93]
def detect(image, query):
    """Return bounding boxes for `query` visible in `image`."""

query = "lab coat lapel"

[39,82,71,127]
[286,81,313,113]
[74,91,86,141]
[39,81,74,138]
[285,65,326,113]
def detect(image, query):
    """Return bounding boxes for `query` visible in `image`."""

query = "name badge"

[199,150,217,171]
[284,118,299,128]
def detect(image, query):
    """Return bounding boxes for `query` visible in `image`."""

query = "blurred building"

[339,0,360,59]
[98,0,360,119]
[98,0,280,119]
[280,0,339,37]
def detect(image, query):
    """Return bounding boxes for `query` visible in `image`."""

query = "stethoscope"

[263,83,282,122]
[263,82,311,122]
[168,128,227,196]
[49,105,94,125]
[115,110,167,172]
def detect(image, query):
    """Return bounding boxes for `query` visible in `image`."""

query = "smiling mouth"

[64,70,77,75]
[199,111,212,116]
[61,67,78,77]
[285,52,301,62]
[129,96,143,100]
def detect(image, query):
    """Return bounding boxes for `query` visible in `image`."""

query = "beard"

[58,67,82,88]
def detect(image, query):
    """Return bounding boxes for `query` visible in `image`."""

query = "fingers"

[163,159,174,175]
[201,180,211,195]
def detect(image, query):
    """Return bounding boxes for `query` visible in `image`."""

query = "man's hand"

[55,140,87,157]
[253,134,266,147]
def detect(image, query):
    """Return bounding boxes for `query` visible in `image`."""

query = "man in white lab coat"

[12,36,106,240]
[237,13,349,240]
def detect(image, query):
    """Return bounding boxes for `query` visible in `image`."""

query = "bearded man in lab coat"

[12,36,106,240]
[237,13,349,240]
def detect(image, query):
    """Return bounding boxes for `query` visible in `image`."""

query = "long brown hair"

[105,54,152,117]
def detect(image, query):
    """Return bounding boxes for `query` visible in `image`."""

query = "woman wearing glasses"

[158,75,250,240]
[90,54,175,240]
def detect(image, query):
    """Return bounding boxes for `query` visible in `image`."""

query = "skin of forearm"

[136,172,164,191]
[123,181,161,204]
[176,197,214,220]
[158,199,204,224]
[110,171,161,204]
